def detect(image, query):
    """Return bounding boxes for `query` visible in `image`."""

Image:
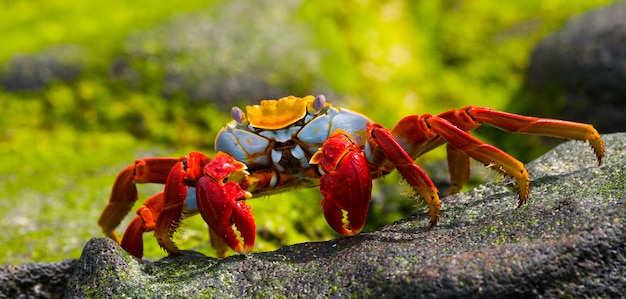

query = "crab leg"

[439,107,605,165]
[388,113,531,206]
[120,192,164,258]
[153,161,188,255]
[425,116,532,205]
[368,124,442,228]
[209,227,230,259]
[98,158,179,243]
[445,144,471,196]
[154,152,211,255]
[389,107,604,204]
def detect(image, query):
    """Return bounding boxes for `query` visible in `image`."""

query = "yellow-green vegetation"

[0,0,613,264]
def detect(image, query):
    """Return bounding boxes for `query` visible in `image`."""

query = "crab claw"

[311,130,373,236]
[196,152,255,254]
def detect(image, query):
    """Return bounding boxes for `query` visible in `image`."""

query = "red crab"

[98,95,604,258]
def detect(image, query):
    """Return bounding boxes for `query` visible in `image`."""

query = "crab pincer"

[196,153,255,254]
[311,130,373,236]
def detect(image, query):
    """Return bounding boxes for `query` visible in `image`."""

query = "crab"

[98,95,604,258]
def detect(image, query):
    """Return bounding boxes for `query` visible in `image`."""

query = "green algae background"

[0,0,613,264]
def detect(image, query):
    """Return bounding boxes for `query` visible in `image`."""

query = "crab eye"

[231,106,246,124]
[314,94,326,111]
[307,94,327,116]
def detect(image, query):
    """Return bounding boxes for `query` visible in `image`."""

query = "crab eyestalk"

[231,106,249,126]
[307,94,327,115]
[195,152,255,254]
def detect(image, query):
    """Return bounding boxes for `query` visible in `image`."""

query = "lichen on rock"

[63,133,626,298]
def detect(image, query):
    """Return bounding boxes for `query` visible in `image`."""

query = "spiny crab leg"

[150,152,211,256]
[441,107,605,165]
[387,107,605,214]
[311,130,373,236]
[393,114,532,207]
[444,144,471,196]
[98,157,179,244]
[436,106,605,204]
[367,124,442,228]
[153,158,190,255]
[426,117,531,205]
[120,192,164,258]
[196,152,255,254]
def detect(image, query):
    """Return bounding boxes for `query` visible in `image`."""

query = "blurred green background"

[0,0,613,264]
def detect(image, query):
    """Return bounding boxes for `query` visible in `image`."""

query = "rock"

[0,45,86,92]
[112,0,329,109]
[520,2,626,133]
[64,133,626,298]
[0,259,77,299]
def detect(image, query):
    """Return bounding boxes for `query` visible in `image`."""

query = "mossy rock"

[61,133,626,298]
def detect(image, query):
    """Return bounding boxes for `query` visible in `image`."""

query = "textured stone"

[521,2,626,133]
[0,45,86,92]
[112,0,328,109]
[0,259,76,299]
[64,133,626,298]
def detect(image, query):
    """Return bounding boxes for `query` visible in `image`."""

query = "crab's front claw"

[319,161,372,236]
[196,152,255,254]
[312,130,373,236]
[197,177,255,253]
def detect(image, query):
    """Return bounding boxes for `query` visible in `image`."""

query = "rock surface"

[62,133,626,298]
[0,45,86,92]
[0,259,76,299]
[113,0,327,109]
[521,2,626,133]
